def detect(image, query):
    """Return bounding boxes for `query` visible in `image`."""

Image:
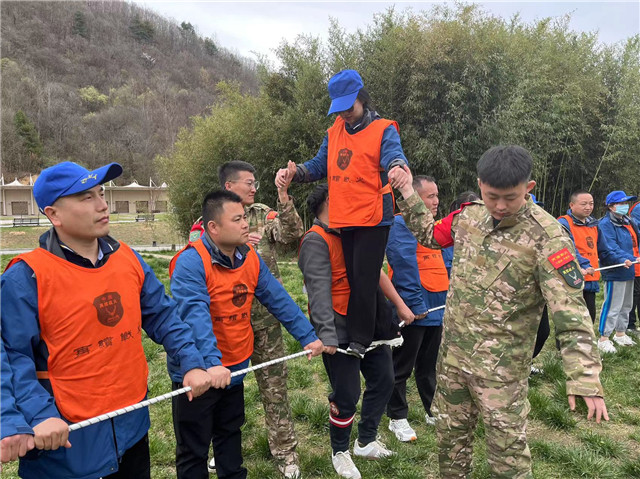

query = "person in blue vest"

[385,175,449,442]
[597,190,640,353]
[629,199,640,335]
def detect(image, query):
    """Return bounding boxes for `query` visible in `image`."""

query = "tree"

[129,14,155,43]
[204,38,218,56]
[72,11,89,39]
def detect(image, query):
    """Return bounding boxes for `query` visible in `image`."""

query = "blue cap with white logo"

[327,69,364,115]
[34,161,123,211]
[605,190,637,205]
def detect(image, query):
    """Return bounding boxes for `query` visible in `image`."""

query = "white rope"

[398,304,446,328]
[593,259,639,272]
[68,349,312,432]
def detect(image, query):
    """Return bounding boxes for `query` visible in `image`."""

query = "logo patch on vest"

[93,292,124,327]
[337,148,352,170]
[232,283,248,307]
[586,236,595,249]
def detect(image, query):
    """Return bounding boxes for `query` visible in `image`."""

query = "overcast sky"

[132,1,640,64]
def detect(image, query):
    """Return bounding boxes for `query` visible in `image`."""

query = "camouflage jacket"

[246,198,304,328]
[398,193,603,397]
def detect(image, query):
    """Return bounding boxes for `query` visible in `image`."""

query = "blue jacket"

[1,340,34,440]
[558,211,624,292]
[441,246,453,276]
[631,202,640,224]
[597,212,640,282]
[386,215,445,327]
[169,235,318,387]
[1,230,206,479]
[294,109,408,227]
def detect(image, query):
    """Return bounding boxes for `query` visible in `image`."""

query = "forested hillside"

[1,0,257,181]
[160,5,640,231]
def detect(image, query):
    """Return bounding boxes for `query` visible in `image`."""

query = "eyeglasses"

[228,180,259,190]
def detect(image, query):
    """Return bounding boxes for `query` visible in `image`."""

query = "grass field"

[1,253,639,478]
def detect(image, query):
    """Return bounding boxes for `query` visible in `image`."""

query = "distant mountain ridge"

[1,0,258,181]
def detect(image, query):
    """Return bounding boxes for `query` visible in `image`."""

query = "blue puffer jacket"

[386,215,446,327]
[597,212,640,282]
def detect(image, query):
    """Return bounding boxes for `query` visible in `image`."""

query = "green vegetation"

[1,255,638,478]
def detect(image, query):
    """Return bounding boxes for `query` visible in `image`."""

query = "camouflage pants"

[252,310,299,467]
[434,364,532,479]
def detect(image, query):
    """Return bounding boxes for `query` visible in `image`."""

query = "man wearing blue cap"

[596,190,640,353]
[276,69,408,358]
[1,161,213,478]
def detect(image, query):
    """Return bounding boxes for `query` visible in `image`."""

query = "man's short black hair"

[307,184,329,219]
[476,145,532,189]
[218,161,255,188]
[570,189,592,203]
[202,190,243,225]
[449,191,480,213]
[413,175,436,190]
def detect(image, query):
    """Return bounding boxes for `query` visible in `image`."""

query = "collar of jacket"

[313,218,341,237]
[608,211,631,226]
[203,231,250,269]
[39,227,119,261]
[345,108,381,134]
[481,196,534,231]
[566,210,598,227]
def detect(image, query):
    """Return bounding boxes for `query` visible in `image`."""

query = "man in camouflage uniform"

[221,160,304,478]
[388,145,608,479]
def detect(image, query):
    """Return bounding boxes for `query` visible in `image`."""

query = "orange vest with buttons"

[623,224,640,276]
[326,116,397,228]
[559,215,601,281]
[302,225,350,315]
[5,244,148,423]
[170,239,260,366]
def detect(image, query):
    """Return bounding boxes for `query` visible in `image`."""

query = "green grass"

[2,255,640,478]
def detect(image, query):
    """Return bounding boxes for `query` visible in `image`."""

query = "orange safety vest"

[559,215,601,281]
[388,243,449,293]
[170,239,260,366]
[326,116,397,228]
[623,224,640,277]
[301,225,350,315]
[6,244,148,423]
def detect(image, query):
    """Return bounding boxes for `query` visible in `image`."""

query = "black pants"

[341,226,391,347]
[322,345,394,453]
[584,290,597,324]
[629,276,640,330]
[104,434,151,479]
[172,382,246,479]
[387,325,442,419]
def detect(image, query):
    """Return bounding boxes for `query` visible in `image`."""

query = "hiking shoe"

[425,414,437,426]
[279,463,301,479]
[208,457,216,474]
[353,438,395,459]
[597,339,617,354]
[388,418,417,442]
[613,334,636,346]
[345,342,366,359]
[332,451,361,479]
[370,336,404,349]
[530,365,543,375]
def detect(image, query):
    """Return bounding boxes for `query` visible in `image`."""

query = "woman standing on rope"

[276,69,408,358]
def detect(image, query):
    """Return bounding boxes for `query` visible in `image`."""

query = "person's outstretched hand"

[568,395,609,423]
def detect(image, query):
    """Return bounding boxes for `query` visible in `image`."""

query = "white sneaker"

[332,451,361,479]
[208,457,216,474]
[280,464,301,479]
[370,336,404,349]
[388,418,417,442]
[613,334,636,346]
[598,339,617,354]
[353,438,395,459]
[425,414,437,426]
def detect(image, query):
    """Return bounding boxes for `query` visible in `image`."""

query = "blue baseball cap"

[34,161,123,211]
[605,190,637,205]
[327,69,364,115]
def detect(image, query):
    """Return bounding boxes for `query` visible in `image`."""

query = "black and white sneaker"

[345,342,366,359]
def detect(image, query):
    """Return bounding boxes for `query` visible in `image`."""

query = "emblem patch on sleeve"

[266,211,278,221]
[548,248,583,288]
